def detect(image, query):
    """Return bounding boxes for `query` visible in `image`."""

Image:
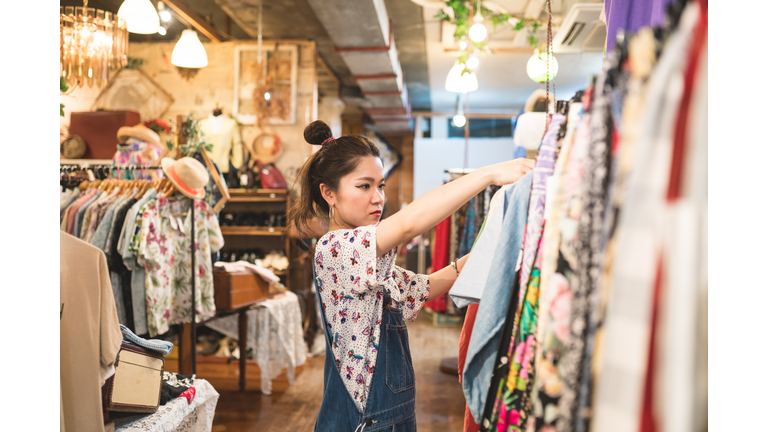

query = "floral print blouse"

[314,224,430,412]
[136,195,224,337]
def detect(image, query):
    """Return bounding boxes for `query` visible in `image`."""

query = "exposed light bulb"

[469,22,487,42]
[466,56,479,70]
[264,92,271,100]
[160,10,172,22]
[459,40,468,50]
[453,114,466,128]
[157,26,167,35]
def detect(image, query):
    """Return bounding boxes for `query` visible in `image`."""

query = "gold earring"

[329,205,334,220]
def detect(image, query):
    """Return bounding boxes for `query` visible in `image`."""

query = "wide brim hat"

[117,125,161,147]
[161,157,208,200]
[61,135,87,159]
[524,89,554,113]
[250,132,283,164]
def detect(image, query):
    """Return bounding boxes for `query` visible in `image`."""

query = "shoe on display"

[214,337,233,358]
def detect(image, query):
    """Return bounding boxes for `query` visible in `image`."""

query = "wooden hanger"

[200,149,230,213]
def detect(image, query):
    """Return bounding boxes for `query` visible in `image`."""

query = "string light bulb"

[264,92,271,100]
[453,113,466,128]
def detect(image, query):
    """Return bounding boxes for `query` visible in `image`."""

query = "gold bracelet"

[451,260,460,275]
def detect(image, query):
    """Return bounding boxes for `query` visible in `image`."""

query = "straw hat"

[524,89,554,113]
[161,157,209,199]
[250,132,283,164]
[117,125,161,147]
[61,135,87,159]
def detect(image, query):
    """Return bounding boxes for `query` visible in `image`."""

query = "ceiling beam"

[163,0,222,42]
[511,0,548,46]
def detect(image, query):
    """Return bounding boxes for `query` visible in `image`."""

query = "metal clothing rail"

[60,163,199,375]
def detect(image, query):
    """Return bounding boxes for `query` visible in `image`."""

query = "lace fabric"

[113,378,219,432]
[203,291,307,395]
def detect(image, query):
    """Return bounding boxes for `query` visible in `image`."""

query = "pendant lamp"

[60,4,129,89]
[172,29,208,80]
[526,49,559,83]
[445,61,478,93]
[117,0,159,34]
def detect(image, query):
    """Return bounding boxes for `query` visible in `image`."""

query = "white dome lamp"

[172,29,209,81]
[117,0,159,34]
[445,60,478,94]
[527,49,559,83]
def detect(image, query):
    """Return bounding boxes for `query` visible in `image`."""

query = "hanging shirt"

[136,195,224,337]
[199,116,244,174]
[314,225,430,412]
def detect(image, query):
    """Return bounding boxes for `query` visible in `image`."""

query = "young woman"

[288,121,534,431]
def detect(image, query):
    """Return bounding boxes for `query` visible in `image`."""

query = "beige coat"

[60,232,123,432]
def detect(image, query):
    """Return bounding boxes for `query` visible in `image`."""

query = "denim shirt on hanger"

[461,171,532,422]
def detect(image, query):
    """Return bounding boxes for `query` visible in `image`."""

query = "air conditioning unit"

[553,4,606,53]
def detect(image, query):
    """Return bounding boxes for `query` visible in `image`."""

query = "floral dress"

[136,195,224,337]
[314,224,430,412]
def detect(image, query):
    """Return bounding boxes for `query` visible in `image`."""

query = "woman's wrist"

[475,166,495,188]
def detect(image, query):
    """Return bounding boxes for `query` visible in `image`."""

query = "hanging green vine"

[177,115,213,156]
[435,0,543,74]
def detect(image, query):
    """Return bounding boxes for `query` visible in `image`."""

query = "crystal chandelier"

[60,1,129,89]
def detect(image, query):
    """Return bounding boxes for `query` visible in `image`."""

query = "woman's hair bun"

[304,120,333,145]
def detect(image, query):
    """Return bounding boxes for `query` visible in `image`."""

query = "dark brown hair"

[287,120,381,241]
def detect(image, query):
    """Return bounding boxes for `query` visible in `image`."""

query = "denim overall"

[313,279,417,432]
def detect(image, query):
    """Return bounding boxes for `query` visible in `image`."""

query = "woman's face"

[327,156,386,229]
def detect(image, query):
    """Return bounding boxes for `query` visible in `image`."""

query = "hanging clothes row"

[60,168,225,339]
[449,1,707,431]
[423,178,500,314]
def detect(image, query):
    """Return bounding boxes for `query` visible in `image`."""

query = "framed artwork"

[365,130,402,180]
[91,68,174,121]
[233,44,298,125]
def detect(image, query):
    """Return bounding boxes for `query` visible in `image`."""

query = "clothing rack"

[61,163,199,375]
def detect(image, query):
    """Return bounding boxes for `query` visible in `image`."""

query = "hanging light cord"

[545,0,555,132]
[258,0,263,64]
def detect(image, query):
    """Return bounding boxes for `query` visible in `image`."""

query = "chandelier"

[60,1,129,89]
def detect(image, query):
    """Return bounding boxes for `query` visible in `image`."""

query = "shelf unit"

[219,189,292,290]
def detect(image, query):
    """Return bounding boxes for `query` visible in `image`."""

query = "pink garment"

[66,189,96,234]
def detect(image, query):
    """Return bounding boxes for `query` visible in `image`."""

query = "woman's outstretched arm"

[375,158,534,257]
[424,253,470,302]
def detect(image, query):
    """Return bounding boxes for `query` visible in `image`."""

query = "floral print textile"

[314,224,430,412]
[136,195,224,337]
[483,113,564,432]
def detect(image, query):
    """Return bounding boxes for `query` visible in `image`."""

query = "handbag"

[102,343,164,414]
[226,153,260,189]
[256,160,287,189]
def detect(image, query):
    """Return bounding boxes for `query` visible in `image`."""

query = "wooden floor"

[171,313,467,432]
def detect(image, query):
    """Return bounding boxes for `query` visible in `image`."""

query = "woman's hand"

[483,158,536,186]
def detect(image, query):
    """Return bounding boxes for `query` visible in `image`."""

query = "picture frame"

[91,68,174,122]
[233,44,299,125]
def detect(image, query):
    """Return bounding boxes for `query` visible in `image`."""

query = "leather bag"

[102,343,164,414]
[256,160,287,189]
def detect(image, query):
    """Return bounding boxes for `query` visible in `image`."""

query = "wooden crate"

[213,269,270,312]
